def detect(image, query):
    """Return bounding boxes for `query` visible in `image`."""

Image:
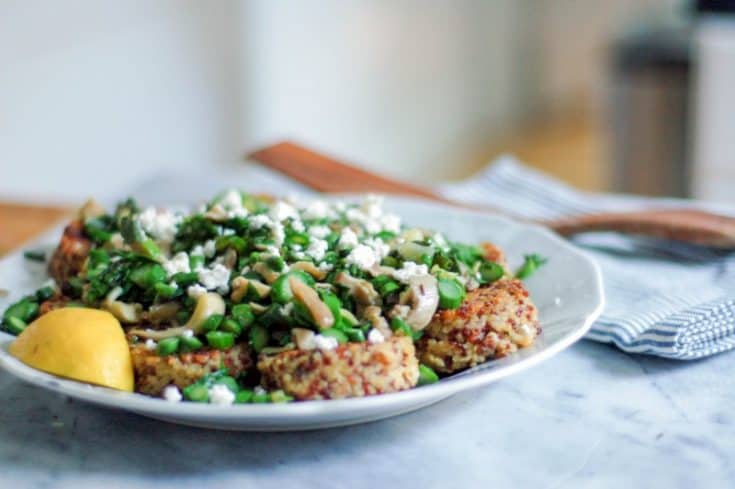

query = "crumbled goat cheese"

[202,240,216,258]
[253,386,267,396]
[270,201,299,222]
[338,227,359,249]
[181,329,194,339]
[381,213,401,233]
[313,334,339,350]
[392,262,430,283]
[306,238,328,261]
[223,228,235,236]
[162,385,182,402]
[368,328,386,344]
[291,219,305,232]
[264,245,281,256]
[318,261,334,272]
[302,200,331,220]
[209,384,235,405]
[198,264,231,292]
[249,214,272,229]
[163,252,190,277]
[219,189,242,208]
[271,222,285,246]
[190,244,204,256]
[187,284,208,298]
[144,339,157,350]
[345,244,379,270]
[309,225,331,239]
[361,194,384,218]
[137,207,181,244]
[363,238,390,261]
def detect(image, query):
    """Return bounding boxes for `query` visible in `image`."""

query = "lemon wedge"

[9,308,134,392]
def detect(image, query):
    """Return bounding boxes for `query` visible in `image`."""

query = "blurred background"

[1,0,733,207]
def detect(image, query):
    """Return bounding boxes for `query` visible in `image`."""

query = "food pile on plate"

[1,192,543,404]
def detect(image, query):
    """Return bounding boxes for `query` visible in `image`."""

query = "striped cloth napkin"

[437,156,735,360]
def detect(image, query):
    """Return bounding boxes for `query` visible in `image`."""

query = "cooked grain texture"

[48,220,91,287]
[257,335,419,400]
[417,278,539,374]
[130,343,253,395]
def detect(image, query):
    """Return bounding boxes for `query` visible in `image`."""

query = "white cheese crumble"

[187,284,208,298]
[203,240,216,258]
[309,225,331,239]
[313,334,339,351]
[345,244,379,270]
[305,238,328,261]
[392,262,430,283]
[270,201,299,222]
[181,329,194,339]
[163,252,190,277]
[208,384,236,405]
[381,213,402,233]
[162,385,182,402]
[218,189,248,218]
[137,207,181,244]
[363,237,390,261]
[338,227,359,249]
[249,214,272,229]
[198,264,231,293]
[254,386,267,396]
[271,222,285,246]
[302,200,331,220]
[291,219,305,232]
[367,328,386,344]
[144,339,157,350]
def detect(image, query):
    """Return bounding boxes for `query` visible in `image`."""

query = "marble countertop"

[2,168,733,488]
[1,340,733,489]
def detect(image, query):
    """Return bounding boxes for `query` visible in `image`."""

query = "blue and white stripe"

[438,156,735,359]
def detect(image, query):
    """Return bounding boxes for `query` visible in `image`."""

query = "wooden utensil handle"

[249,141,735,248]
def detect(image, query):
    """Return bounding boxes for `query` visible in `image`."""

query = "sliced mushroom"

[78,198,106,220]
[204,204,229,221]
[230,277,271,303]
[289,276,334,329]
[362,305,392,338]
[334,272,380,306]
[248,302,269,314]
[103,287,142,324]
[400,228,425,243]
[147,302,180,324]
[290,261,327,280]
[253,262,281,284]
[221,248,237,269]
[292,327,316,350]
[129,292,224,339]
[400,275,439,330]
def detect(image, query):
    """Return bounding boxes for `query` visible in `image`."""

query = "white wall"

[0,0,243,204]
[1,0,530,204]
[0,0,684,205]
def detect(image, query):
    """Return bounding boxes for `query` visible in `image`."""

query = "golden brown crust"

[257,336,419,400]
[48,220,91,287]
[130,343,253,395]
[417,278,539,374]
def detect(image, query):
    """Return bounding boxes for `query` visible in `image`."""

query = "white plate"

[0,196,604,431]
